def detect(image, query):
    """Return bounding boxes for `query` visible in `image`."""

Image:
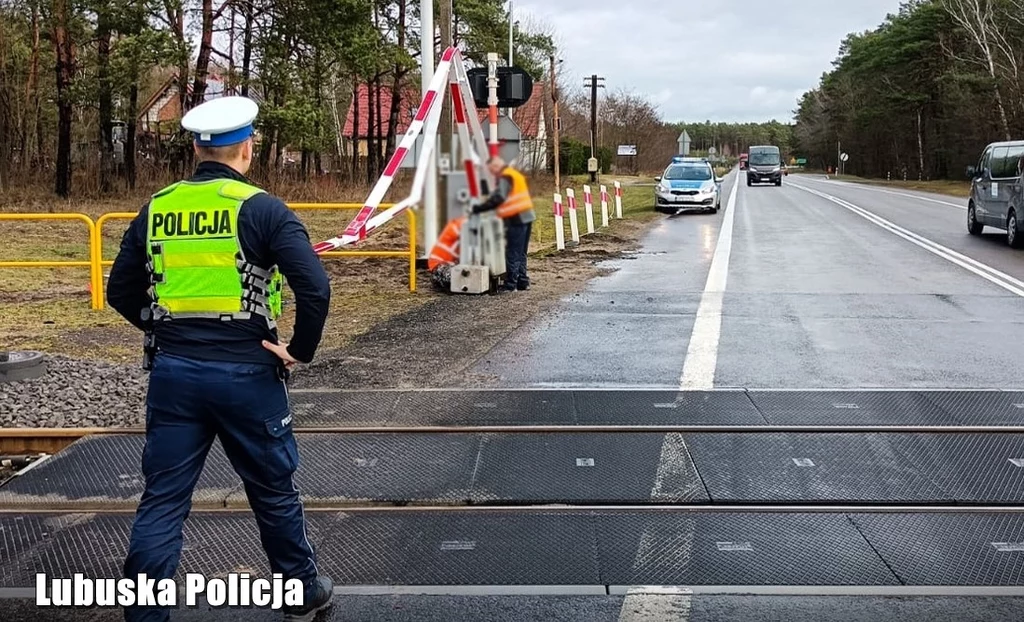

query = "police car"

[654,157,723,214]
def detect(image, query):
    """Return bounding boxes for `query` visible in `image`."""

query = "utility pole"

[439,0,453,220]
[583,74,604,182]
[508,0,513,67]
[550,54,561,191]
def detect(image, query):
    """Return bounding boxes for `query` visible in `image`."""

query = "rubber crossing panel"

[1,433,710,508]
[0,510,961,588]
[572,390,766,425]
[393,390,577,425]
[323,511,601,585]
[745,391,960,425]
[0,434,241,509]
[919,391,1024,426]
[226,433,481,507]
[471,433,707,503]
[887,434,1024,503]
[684,433,949,503]
[849,513,1024,585]
[0,512,337,587]
[283,389,1024,427]
[289,389,401,426]
[595,512,899,586]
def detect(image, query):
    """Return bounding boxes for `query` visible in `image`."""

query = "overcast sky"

[513,0,904,124]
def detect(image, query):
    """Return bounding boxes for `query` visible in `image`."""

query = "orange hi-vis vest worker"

[428,216,466,271]
[496,167,535,219]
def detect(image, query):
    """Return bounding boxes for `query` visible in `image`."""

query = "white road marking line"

[618,586,693,622]
[650,433,695,502]
[791,183,1024,298]
[624,437,697,620]
[679,172,741,389]
[801,176,966,209]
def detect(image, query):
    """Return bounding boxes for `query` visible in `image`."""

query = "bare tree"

[943,0,1012,139]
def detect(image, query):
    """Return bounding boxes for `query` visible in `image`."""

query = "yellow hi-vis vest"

[145,179,283,328]
[496,167,535,219]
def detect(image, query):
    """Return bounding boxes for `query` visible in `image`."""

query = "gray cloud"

[516,0,904,123]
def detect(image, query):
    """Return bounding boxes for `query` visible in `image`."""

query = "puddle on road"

[622,250,668,257]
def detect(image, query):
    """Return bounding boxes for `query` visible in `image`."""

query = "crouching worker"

[428,216,466,291]
[471,156,536,292]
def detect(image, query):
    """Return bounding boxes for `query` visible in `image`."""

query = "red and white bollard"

[613,181,623,219]
[582,184,595,234]
[553,192,566,251]
[599,185,609,227]
[566,188,581,244]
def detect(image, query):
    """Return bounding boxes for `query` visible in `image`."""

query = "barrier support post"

[553,193,565,251]
[614,181,623,218]
[600,185,609,227]
[566,188,580,244]
[582,184,595,234]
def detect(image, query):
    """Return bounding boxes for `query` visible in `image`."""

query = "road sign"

[840,152,849,162]
[617,145,637,156]
[677,130,691,156]
[587,157,599,172]
[796,158,807,165]
[708,146,716,155]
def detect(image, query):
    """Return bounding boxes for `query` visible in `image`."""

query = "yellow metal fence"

[1,203,415,311]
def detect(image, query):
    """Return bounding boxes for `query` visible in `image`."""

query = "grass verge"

[799,172,971,198]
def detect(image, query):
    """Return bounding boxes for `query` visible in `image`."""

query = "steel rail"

[3,503,1024,515]
[3,424,1024,437]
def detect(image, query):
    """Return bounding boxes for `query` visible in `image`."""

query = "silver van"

[967,140,1024,246]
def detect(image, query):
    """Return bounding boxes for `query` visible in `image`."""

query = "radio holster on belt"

[140,308,157,371]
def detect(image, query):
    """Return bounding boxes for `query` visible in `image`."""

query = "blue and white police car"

[654,157,723,214]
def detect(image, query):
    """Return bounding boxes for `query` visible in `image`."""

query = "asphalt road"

[474,170,1024,388]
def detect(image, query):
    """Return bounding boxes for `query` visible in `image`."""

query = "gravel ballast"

[0,356,147,428]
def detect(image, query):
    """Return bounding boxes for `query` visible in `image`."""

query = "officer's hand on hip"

[262,339,299,369]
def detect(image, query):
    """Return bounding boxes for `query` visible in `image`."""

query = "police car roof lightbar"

[312,47,491,255]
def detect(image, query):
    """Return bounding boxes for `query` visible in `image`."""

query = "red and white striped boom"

[312,47,490,255]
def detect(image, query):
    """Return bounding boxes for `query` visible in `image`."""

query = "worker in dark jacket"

[472,156,536,291]
[106,96,333,622]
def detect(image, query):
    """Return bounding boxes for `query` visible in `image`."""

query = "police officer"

[471,156,536,291]
[106,96,333,622]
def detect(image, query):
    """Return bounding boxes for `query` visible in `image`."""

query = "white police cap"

[181,96,259,147]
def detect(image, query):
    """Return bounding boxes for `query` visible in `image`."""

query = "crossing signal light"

[466,67,534,108]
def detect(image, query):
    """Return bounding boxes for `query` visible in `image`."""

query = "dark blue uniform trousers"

[123,352,318,622]
[504,221,532,290]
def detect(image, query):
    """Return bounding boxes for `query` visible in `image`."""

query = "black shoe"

[284,577,334,622]
[517,283,530,291]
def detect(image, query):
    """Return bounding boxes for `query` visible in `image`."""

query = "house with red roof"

[137,65,258,135]
[341,83,422,157]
